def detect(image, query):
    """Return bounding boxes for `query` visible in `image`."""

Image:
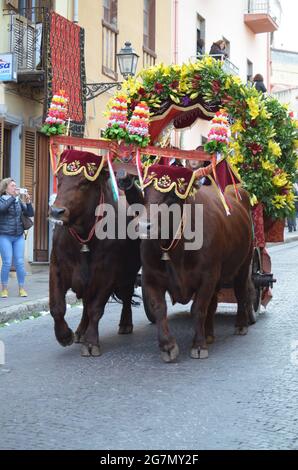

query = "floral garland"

[104,56,298,219]
[204,110,230,155]
[104,95,150,147]
[41,90,69,136]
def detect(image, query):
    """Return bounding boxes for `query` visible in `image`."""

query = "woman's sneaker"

[0,289,8,298]
[19,288,28,297]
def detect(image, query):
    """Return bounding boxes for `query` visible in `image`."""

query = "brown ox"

[49,151,140,357]
[140,164,253,362]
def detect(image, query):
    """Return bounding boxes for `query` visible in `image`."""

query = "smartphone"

[19,188,28,195]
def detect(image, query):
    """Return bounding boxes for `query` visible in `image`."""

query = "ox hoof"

[118,325,133,335]
[206,335,215,345]
[190,348,209,359]
[234,326,248,336]
[74,332,84,343]
[57,329,74,347]
[161,343,179,363]
[80,344,102,357]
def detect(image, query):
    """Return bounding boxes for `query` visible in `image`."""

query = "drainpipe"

[173,0,179,64]
[267,32,271,91]
[73,0,79,23]
[174,0,179,147]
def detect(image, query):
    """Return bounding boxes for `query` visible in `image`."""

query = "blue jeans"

[0,234,26,286]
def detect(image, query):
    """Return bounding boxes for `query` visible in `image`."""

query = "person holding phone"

[0,178,34,298]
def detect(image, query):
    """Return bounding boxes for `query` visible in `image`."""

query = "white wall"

[175,0,270,150]
[177,0,269,83]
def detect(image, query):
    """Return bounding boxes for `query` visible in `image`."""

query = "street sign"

[0,53,17,82]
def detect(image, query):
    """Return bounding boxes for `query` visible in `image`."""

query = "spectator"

[209,40,228,60]
[0,178,34,298]
[253,73,267,93]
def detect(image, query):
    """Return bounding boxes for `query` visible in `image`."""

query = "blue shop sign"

[0,53,17,82]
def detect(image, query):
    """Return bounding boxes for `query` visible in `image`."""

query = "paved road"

[0,242,298,450]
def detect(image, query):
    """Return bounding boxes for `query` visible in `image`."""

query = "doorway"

[3,128,12,178]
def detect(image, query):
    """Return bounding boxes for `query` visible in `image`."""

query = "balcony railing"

[194,54,239,76]
[143,45,156,69]
[3,7,48,84]
[244,0,281,33]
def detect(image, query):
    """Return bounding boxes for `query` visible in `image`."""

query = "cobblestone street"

[0,242,297,450]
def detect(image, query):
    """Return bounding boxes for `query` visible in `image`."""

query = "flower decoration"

[126,101,150,147]
[103,57,298,218]
[204,111,230,155]
[41,90,68,136]
[104,92,128,141]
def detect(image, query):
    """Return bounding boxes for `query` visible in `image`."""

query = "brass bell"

[80,244,90,253]
[161,252,170,261]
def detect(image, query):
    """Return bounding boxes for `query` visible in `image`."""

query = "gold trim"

[142,166,196,200]
[55,157,105,181]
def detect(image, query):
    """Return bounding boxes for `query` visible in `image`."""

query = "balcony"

[244,0,281,33]
[3,7,48,86]
[194,54,239,76]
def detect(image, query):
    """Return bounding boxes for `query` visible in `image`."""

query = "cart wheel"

[141,279,156,324]
[249,247,263,324]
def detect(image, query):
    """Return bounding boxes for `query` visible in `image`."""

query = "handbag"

[21,213,34,230]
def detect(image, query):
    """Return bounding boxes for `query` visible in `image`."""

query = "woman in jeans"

[0,178,34,298]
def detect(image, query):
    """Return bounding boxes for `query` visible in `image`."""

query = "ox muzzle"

[49,206,67,226]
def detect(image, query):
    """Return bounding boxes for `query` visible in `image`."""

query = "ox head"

[49,150,106,226]
[139,164,198,239]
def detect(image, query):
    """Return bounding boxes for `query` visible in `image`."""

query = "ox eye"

[79,181,89,190]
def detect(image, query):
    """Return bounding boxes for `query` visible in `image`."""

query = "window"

[247,59,253,83]
[102,0,118,79]
[196,14,205,56]
[143,0,155,51]
[103,0,117,27]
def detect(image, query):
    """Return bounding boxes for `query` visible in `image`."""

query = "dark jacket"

[0,196,34,236]
[209,43,227,60]
[254,80,267,93]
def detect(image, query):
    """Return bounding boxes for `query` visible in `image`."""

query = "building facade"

[173,0,281,149]
[0,0,173,265]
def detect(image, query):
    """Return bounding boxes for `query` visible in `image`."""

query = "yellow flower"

[272,194,287,209]
[246,97,260,120]
[250,194,258,206]
[272,172,288,187]
[231,120,244,134]
[261,160,276,172]
[231,76,242,86]
[225,76,232,90]
[260,108,271,119]
[294,139,298,149]
[268,140,282,158]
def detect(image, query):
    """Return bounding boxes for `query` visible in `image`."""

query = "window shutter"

[22,128,36,202]
[0,119,4,179]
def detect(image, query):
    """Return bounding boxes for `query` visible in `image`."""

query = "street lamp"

[85,41,139,101]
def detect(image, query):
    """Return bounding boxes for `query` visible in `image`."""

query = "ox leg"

[80,291,111,357]
[118,284,134,335]
[49,263,74,347]
[74,299,89,343]
[234,263,252,336]
[191,282,217,359]
[205,293,218,345]
[144,282,179,363]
